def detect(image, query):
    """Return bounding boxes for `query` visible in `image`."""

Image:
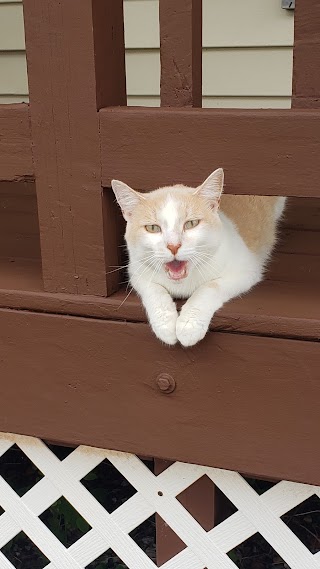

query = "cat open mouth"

[164,260,188,280]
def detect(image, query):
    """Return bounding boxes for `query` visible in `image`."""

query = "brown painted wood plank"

[0,105,33,183]
[0,182,41,261]
[292,98,320,109]
[292,0,320,107]
[277,229,320,255]
[100,107,320,197]
[283,198,320,231]
[267,252,319,283]
[23,0,126,295]
[159,4,203,552]
[160,0,202,107]
[0,260,42,292]
[0,278,318,341]
[0,308,319,485]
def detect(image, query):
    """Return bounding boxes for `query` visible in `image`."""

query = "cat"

[112,169,286,347]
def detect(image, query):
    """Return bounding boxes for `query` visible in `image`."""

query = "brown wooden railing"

[0,0,319,502]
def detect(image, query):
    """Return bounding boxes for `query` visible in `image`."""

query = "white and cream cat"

[112,169,285,347]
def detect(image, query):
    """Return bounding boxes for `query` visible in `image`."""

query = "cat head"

[111,169,224,282]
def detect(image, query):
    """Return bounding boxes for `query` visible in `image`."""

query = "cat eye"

[145,224,161,233]
[184,219,200,230]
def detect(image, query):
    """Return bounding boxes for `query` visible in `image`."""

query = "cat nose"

[167,243,181,256]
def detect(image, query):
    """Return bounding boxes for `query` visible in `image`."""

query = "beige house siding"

[0,0,294,108]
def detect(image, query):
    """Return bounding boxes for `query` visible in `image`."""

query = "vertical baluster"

[292,0,320,108]
[159,0,202,107]
[155,459,215,565]
[157,2,210,561]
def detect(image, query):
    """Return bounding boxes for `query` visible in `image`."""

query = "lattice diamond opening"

[86,548,128,569]
[281,495,320,554]
[81,458,136,513]
[47,444,75,461]
[0,432,320,569]
[177,474,238,530]
[39,496,91,547]
[244,476,278,495]
[214,486,238,527]
[228,532,290,569]
[0,443,43,496]
[129,515,156,562]
[155,513,188,565]
[1,531,49,569]
[177,474,220,529]
[143,460,155,473]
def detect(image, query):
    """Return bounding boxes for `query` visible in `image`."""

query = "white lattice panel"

[0,432,319,568]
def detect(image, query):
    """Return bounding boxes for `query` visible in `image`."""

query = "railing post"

[23,0,126,295]
[158,3,209,556]
[159,0,202,107]
[156,459,215,565]
[292,0,320,108]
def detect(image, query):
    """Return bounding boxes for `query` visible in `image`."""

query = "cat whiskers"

[147,258,163,286]
[189,256,207,282]
[189,252,224,280]
[106,253,160,275]
[116,255,164,310]
[116,261,152,310]
[106,264,129,275]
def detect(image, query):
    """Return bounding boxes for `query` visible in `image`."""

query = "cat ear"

[111,180,144,220]
[196,168,224,208]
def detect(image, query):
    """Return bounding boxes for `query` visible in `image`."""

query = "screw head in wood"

[156,373,176,394]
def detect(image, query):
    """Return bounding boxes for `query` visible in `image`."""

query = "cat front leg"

[137,283,179,345]
[176,271,259,347]
[176,283,223,347]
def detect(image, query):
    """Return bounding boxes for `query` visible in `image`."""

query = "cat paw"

[151,311,178,345]
[176,312,208,347]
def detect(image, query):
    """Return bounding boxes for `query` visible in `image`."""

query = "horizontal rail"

[2,104,320,198]
[100,107,320,197]
[0,104,34,182]
[1,307,319,485]
[0,278,318,341]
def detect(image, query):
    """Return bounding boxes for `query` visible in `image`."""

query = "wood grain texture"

[100,107,320,197]
[160,0,202,107]
[292,0,320,107]
[0,104,33,182]
[0,308,319,485]
[23,0,126,295]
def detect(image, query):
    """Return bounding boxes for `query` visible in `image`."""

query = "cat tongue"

[165,260,187,280]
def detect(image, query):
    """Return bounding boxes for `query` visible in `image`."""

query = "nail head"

[156,373,176,394]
